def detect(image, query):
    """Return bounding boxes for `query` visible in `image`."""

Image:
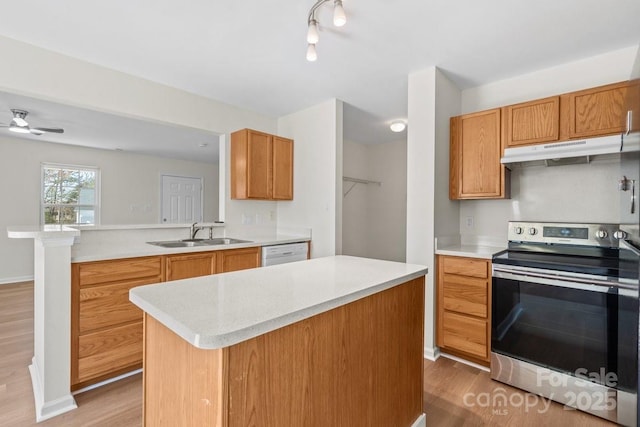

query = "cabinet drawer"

[79,280,145,333]
[77,257,163,286]
[442,312,487,359]
[441,257,488,278]
[77,321,143,382]
[442,275,488,318]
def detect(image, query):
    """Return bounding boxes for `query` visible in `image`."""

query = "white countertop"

[7,225,81,239]
[70,234,310,262]
[435,244,506,259]
[129,255,428,350]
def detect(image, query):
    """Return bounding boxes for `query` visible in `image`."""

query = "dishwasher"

[261,242,308,266]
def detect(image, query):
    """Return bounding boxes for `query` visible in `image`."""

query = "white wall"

[407,67,462,359]
[342,140,407,262]
[277,99,343,258]
[0,135,218,283]
[459,45,640,241]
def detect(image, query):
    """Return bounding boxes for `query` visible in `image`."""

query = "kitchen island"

[130,255,428,427]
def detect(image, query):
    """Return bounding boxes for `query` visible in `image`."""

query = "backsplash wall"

[459,157,622,241]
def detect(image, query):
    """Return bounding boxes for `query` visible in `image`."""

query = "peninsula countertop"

[129,255,428,350]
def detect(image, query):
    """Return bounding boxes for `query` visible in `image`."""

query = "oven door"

[492,265,637,392]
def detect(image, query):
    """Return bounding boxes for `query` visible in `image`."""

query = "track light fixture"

[306,0,347,61]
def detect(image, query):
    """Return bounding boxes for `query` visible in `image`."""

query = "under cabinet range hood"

[501,133,640,166]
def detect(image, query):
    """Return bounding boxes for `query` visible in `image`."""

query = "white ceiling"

[0,0,639,155]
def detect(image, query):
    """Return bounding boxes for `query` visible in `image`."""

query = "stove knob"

[595,230,608,239]
[528,227,537,236]
[514,226,523,235]
[613,230,627,240]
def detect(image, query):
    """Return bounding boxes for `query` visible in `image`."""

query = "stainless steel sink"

[147,237,252,248]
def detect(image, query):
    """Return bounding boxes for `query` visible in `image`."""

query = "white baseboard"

[423,346,440,361]
[29,359,77,422]
[411,413,426,427]
[439,352,490,372]
[0,275,33,285]
[73,368,142,395]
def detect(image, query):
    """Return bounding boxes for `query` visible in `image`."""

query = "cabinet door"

[451,109,505,199]
[567,81,631,138]
[246,130,273,199]
[504,96,559,147]
[624,79,640,133]
[272,136,293,200]
[217,247,261,273]
[166,252,216,281]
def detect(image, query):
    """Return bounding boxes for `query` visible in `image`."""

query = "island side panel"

[227,277,425,427]
[143,314,226,427]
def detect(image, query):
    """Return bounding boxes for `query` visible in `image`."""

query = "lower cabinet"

[217,246,261,273]
[71,245,263,390]
[166,252,216,281]
[436,255,491,366]
[71,256,164,390]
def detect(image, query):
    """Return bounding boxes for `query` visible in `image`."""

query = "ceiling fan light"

[333,0,346,27]
[390,120,407,132]
[9,124,30,134]
[306,43,318,62]
[307,19,319,44]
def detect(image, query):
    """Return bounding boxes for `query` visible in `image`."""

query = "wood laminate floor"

[0,281,619,426]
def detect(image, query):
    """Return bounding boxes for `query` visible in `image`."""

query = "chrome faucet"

[190,222,204,239]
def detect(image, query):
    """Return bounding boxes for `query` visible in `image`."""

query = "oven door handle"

[492,266,630,293]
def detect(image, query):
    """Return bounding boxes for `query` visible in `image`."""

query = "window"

[42,164,100,225]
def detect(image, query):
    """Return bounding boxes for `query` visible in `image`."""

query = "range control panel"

[508,222,623,247]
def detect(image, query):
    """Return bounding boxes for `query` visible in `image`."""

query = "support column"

[30,235,78,421]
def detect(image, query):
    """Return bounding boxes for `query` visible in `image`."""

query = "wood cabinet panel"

[227,278,424,427]
[166,252,216,281]
[77,321,143,383]
[217,247,260,273]
[272,136,294,200]
[450,109,507,200]
[624,79,640,133]
[144,315,225,427]
[77,256,163,286]
[442,256,488,278]
[568,81,631,138]
[79,280,144,333]
[231,129,294,200]
[443,275,488,318]
[441,311,487,360]
[504,96,559,147]
[436,255,491,365]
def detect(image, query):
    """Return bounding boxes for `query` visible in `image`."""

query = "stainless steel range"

[491,221,639,426]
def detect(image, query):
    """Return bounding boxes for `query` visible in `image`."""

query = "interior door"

[161,175,203,223]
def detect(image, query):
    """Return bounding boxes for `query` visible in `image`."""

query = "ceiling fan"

[0,109,64,135]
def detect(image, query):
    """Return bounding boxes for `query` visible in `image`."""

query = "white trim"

[40,162,101,226]
[411,413,426,427]
[439,352,490,372]
[423,345,440,361]
[0,275,33,285]
[72,369,142,395]
[29,359,77,422]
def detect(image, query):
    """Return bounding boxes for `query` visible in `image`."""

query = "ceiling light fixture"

[390,120,407,132]
[306,0,347,62]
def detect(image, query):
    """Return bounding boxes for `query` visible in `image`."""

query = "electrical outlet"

[465,216,474,228]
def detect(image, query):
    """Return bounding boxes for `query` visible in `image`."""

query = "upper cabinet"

[450,108,509,200]
[231,129,294,200]
[623,79,640,134]
[564,81,635,138]
[503,96,560,148]
[500,80,640,150]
